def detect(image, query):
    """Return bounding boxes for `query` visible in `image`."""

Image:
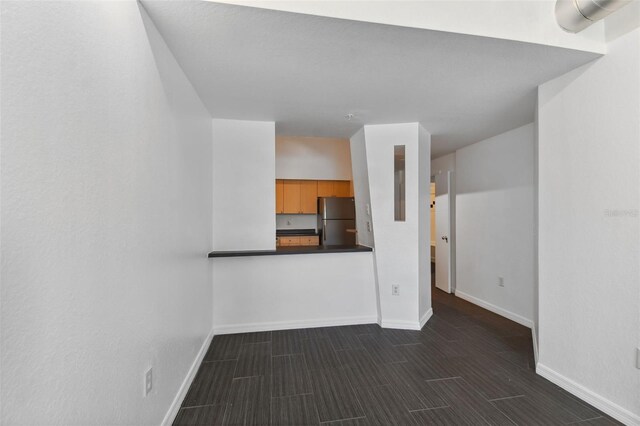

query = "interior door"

[435,172,452,293]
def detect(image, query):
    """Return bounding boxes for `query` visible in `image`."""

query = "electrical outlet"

[498,277,504,287]
[392,284,400,296]
[145,367,153,397]
[636,348,640,370]
[366,221,371,232]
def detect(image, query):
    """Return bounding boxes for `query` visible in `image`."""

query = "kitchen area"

[275,179,356,248]
[271,134,365,251]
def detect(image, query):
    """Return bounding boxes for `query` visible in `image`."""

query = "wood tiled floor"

[174,287,620,425]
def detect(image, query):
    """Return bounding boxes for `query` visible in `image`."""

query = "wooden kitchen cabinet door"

[317,180,335,197]
[334,181,351,197]
[299,180,318,214]
[275,180,284,214]
[283,180,302,213]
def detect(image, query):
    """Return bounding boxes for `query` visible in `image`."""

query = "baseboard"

[380,319,422,330]
[531,324,539,365]
[161,329,215,426]
[213,316,379,335]
[454,290,533,328]
[419,308,433,329]
[536,363,640,425]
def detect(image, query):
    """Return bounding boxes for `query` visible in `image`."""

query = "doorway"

[431,171,455,294]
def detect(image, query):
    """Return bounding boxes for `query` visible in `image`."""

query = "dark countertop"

[208,245,373,258]
[276,229,318,236]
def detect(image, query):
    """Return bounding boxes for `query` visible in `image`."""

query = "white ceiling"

[140,1,600,157]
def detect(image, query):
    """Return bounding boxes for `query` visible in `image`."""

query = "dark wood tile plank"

[353,384,418,425]
[381,328,423,346]
[411,406,477,426]
[272,354,312,397]
[380,362,447,410]
[242,331,272,344]
[182,360,236,407]
[344,362,389,389]
[302,338,341,370]
[344,323,381,335]
[319,417,368,426]
[174,404,227,426]
[492,395,564,425]
[309,368,364,423]
[272,329,303,356]
[357,334,406,365]
[425,377,516,426]
[445,356,523,400]
[205,334,244,361]
[271,394,319,426]
[223,376,270,426]
[234,342,272,378]
[326,327,363,351]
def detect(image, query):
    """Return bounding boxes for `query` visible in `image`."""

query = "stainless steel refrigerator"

[318,197,356,246]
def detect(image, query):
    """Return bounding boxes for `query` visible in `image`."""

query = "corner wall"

[1,2,213,424]
[455,123,535,327]
[537,28,640,424]
[364,123,431,329]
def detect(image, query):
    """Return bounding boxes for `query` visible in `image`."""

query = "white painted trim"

[161,329,215,426]
[419,308,433,329]
[531,324,539,365]
[536,363,640,425]
[454,290,533,328]
[380,319,422,331]
[213,316,378,335]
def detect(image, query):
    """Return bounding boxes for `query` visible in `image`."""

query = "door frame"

[433,170,456,294]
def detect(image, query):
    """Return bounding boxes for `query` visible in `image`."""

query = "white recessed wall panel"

[1,2,212,424]
[212,119,275,251]
[537,28,640,424]
[455,123,535,327]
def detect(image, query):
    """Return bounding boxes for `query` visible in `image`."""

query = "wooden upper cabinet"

[277,179,353,214]
[275,180,284,214]
[283,180,301,213]
[317,180,335,197]
[334,181,351,197]
[299,180,318,214]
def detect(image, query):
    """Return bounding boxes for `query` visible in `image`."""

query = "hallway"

[174,288,618,425]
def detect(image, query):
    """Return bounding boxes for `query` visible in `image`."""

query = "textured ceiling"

[141,1,600,157]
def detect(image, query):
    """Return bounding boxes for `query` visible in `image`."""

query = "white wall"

[537,28,640,424]
[276,135,352,180]
[350,129,375,248]
[1,2,213,425]
[219,0,606,54]
[212,119,275,251]
[431,153,456,189]
[417,126,432,322]
[364,123,431,329]
[212,253,378,333]
[455,123,535,327]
